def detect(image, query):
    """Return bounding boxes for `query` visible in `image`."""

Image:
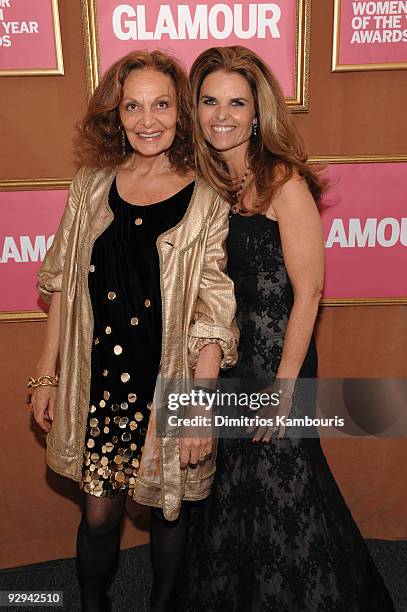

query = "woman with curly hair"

[30,50,238,612]
[183,45,394,612]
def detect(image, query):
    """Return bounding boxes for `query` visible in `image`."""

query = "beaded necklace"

[230,168,251,216]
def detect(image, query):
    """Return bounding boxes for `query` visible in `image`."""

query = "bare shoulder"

[267,170,317,221]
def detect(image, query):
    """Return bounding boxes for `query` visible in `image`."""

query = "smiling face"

[119,68,178,158]
[198,70,256,159]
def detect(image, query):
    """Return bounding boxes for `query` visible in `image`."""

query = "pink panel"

[0,0,58,70]
[0,190,67,312]
[339,0,407,66]
[320,163,407,300]
[96,0,297,97]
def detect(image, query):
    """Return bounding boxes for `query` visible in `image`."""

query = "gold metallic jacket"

[37,166,239,520]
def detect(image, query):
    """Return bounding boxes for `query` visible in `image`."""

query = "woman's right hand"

[31,385,57,433]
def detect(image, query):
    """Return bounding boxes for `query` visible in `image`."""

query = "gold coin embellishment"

[105,416,110,424]
[130,421,137,431]
[122,432,131,442]
[115,471,125,482]
[135,218,143,226]
[87,439,95,448]
[114,455,123,465]
[105,442,114,452]
[99,400,106,408]
[94,337,99,345]
[114,345,123,355]
[89,264,95,272]
[101,457,109,466]
[103,390,110,400]
[90,405,97,413]
[103,426,109,434]
[121,402,128,410]
[119,417,129,428]
[108,291,116,300]
[131,458,140,469]
[121,372,130,383]
[128,393,137,403]
[111,404,120,412]
[114,416,121,424]
[130,317,139,326]
[91,453,99,461]
[103,369,108,377]
[112,435,119,444]
[91,427,100,437]
[89,418,98,428]
[135,411,143,422]
[105,326,112,335]
[144,299,151,307]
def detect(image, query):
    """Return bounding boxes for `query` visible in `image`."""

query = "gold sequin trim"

[130,317,139,326]
[128,393,137,403]
[121,372,130,383]
[144,299,151,307]
[108,291,116,300]
[114,345,123,355]
[135,218,143,226]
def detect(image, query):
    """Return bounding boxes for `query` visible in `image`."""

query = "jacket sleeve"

[188,197,239,370]
[37,167,88,304]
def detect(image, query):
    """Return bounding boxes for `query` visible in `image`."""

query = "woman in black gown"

[182,46,395,611]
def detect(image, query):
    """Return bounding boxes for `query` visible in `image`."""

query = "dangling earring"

[252,120,258,137]
[119,126,126,157]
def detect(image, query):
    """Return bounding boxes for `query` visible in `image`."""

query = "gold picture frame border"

[332,0,407,73]
[0,158,406,322]
[81,0,311,112]
[0,178,70,323]
[0,0,64,77]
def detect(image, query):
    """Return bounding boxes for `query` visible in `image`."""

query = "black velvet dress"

[182,214,394,611]
[80,178,193,498]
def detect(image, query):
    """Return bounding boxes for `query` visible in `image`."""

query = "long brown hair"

[190,46,325,210]
[75,50,194,172]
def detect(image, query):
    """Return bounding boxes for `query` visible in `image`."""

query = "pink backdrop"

[96,0,297,97]
[0,190,66,312]
[321,163,407,300]
[0,0,58,71]
[1,163,406,314]
[338,0,407,66]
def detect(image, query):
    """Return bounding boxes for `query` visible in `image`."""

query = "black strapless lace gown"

[181,214,394,611]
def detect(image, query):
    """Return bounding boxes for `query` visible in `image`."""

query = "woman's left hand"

[180,433,212,469]
[247,379,295,442]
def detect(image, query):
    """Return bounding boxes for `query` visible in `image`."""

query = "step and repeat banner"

[0,0,406,320]
[333,0,407,71]
[82,0,310,108]
[0,0,64,76]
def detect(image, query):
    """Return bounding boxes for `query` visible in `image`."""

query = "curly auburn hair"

[190,46,326,210]
[75,50,194,173]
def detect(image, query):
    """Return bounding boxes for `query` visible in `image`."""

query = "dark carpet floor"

[0,540,406,611]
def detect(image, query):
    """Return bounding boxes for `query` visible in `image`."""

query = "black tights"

[149,504,190,611]
[76,493,190,612]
